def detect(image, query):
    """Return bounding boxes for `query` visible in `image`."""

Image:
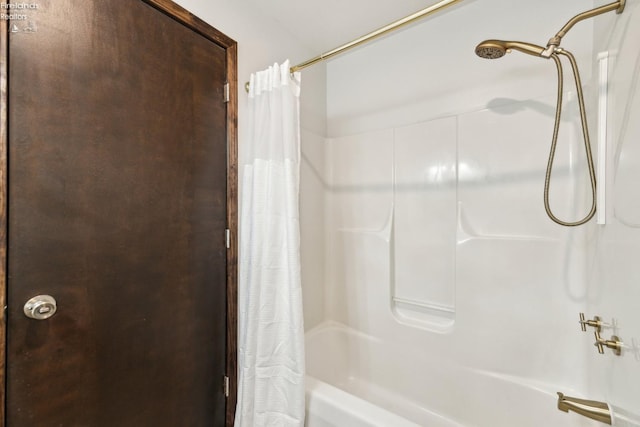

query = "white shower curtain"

[235,60,305,427]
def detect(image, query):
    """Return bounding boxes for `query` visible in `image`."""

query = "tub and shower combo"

[305,324,609,427]
[296,0,640,425]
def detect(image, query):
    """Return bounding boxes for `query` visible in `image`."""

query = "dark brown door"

[5,1,230,425]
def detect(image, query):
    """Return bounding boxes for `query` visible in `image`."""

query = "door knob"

[23,295,57,320]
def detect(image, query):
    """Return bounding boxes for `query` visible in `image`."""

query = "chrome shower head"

[475,39,546,59]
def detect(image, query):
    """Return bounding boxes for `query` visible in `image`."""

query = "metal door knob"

[23,295,57,320]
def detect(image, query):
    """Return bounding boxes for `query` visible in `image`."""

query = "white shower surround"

[304,323,611,427]
[299,0,640,425]
[302,102,595,426]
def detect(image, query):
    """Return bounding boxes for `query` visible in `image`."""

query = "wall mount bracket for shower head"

[617,0,627,13]
[541,0,626,57]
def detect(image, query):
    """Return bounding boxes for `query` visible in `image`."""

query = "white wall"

[326,0,595,137]
[172,0,328,330]
[317,0,640,423]
[300,128,327,330]
[588,0,640,423]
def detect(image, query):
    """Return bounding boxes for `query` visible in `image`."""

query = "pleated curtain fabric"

[235,60,305,427]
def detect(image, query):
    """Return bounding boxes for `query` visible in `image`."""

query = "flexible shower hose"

[544,48,597,226]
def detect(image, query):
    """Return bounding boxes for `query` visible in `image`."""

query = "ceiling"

[244,0,469,54]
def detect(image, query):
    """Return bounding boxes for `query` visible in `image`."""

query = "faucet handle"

[580,313,606,332]
[594,330,623,356]
[594,331,605,354]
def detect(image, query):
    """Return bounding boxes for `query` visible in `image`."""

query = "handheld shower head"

[475,40,507,59]
[475,39,546,59]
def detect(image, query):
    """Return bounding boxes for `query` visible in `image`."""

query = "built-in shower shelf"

[391,297,455,333]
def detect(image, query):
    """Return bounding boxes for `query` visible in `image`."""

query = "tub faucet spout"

[557,392,612,425]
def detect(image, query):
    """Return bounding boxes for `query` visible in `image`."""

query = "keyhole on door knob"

[24,295,57,320]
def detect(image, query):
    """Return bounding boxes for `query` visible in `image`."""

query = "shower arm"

[541,0,625,57]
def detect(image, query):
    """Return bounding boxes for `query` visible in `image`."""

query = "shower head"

[475,40,546,59]
[475,40,508,59]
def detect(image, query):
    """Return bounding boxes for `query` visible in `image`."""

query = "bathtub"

[305,376,424,427]
[303,322,613,427]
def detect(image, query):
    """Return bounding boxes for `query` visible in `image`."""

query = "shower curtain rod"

[245,0,464,92]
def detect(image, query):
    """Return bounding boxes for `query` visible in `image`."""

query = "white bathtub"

[303,322,611,427]
[305,376,423,427]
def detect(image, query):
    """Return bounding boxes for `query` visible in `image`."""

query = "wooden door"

[1,0,238,425]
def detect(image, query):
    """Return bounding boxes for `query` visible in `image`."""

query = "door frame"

[0,1,239,425]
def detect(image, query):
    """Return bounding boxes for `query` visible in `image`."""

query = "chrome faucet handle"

[594,330,623,356]
[580,313,606,332]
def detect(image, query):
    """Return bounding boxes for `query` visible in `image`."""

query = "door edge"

[0,16,8,427]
